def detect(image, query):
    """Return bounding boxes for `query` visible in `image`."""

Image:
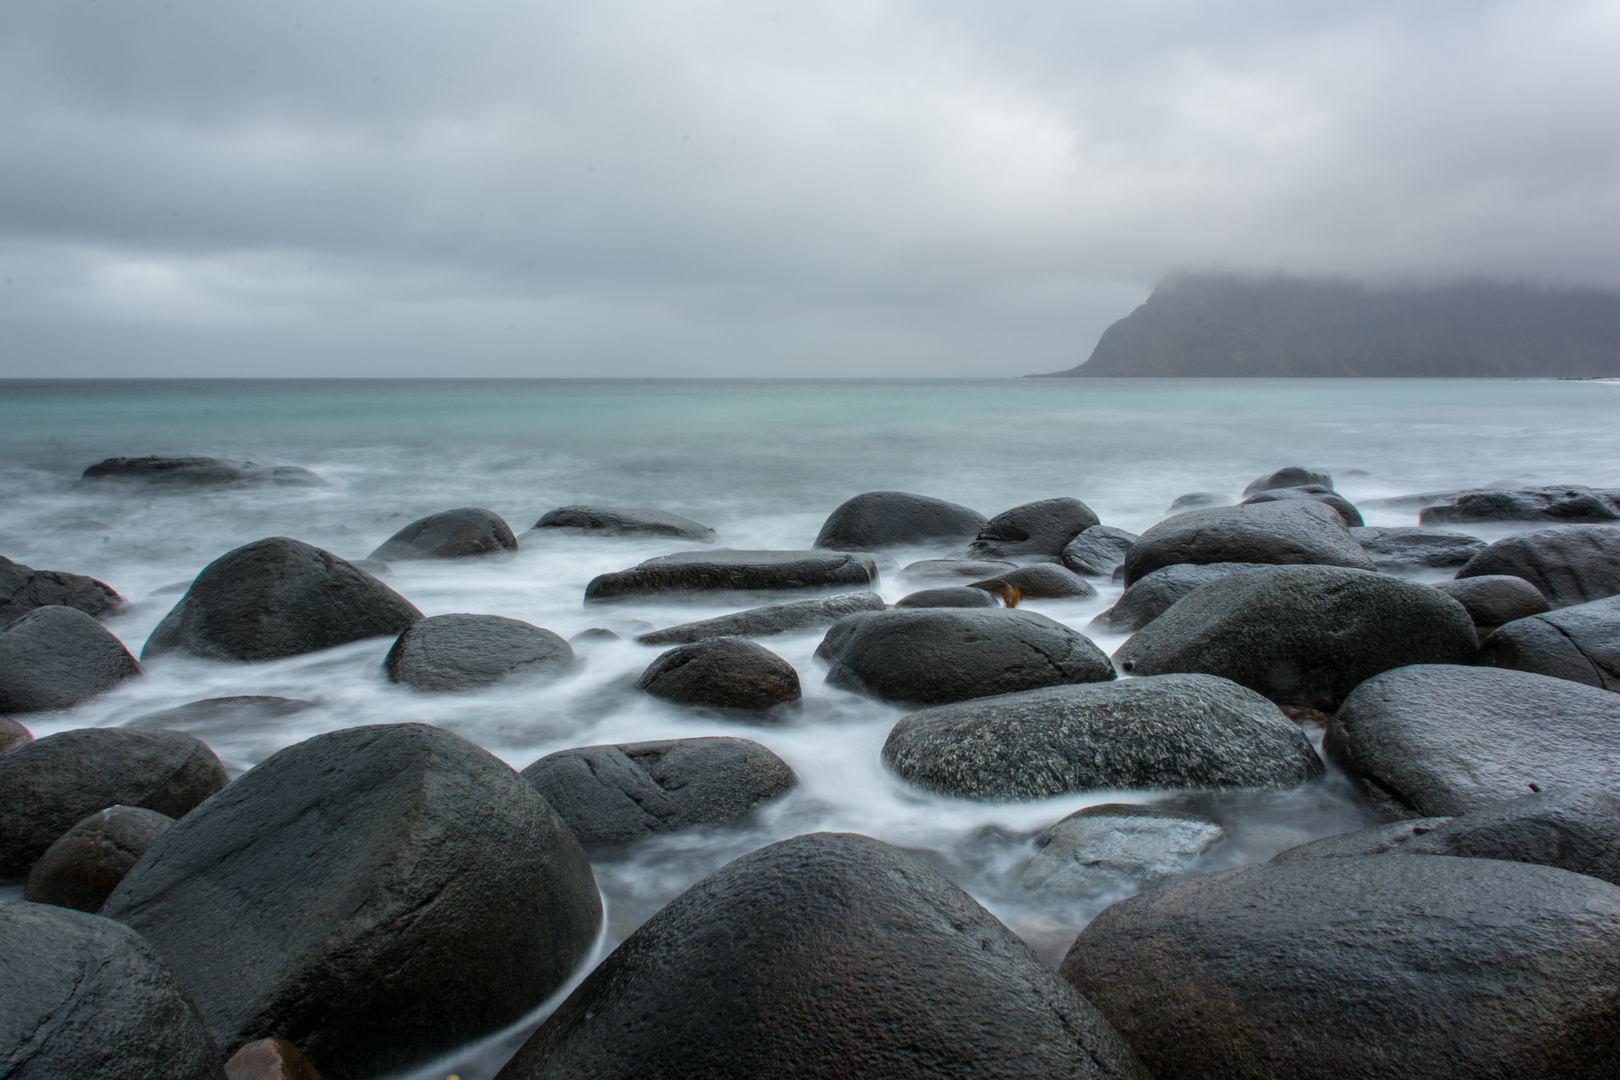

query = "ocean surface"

[3,377,1617,1078]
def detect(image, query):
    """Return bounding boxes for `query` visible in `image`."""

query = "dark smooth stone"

[1060,855,1620,1080]
[224,1038,322,1080]
[24,805,175,913]
[1454,524,1620,608]
[883,674,1322,800]
[367,507,517,561]
[142,537,422,663]
[1123,500,1373,586]
[384,613,574,692]
[585,549,878,603]
[1242,466,1333,494]
[1114,565,1478,709]
[0,554,126,624]
[897,558,1018,583]
[0,902,225,1080]
[1350,526,1488,570]
[1271,817,1453,861]
[966,497,1100,560]
[82,455,326,487]
[970,562,1097,599]
[1060,525,1139,577]
[101,723,601,1080]
[1477,594,1620,691]
[1166,491,1231,513]
[1090,562,1270,634]
[1420,485,1620,525]
[521,737,797,848]
[531,505,717,542]
[812,491,987,551]
[0,727,226,880]
[568,627,620,644]
[1241,484,1363,527]
[1389,788,1620,885]
[494,832,1150,1080]
[636,592,886,646]
[638,637,800,709]
[1,714,34,754]
[1324,664,1620,818]
[895,586,996,608]
[0,606,141,713]
[1433,575,1551,637]
[125,696,318,737]
[817,607,1115,706]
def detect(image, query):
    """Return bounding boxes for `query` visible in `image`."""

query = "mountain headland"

[1035,275,1620,378]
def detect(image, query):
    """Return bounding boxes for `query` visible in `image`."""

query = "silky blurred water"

[2,377,1617,1079]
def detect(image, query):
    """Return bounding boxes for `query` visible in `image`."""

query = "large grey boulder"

[1122,500,1373,586]
[1114,565,1478,708]
[494,832,1150,1080]
[368,506,518,561]
[1324,665,1620,818]
[638,637,801,709]
[521,737,797,848]
[1420,485,1620,525]
[817,607,1115,706]
[142,537,422,662]
[1350,525,1488,570]
[1091,561,1270,634]
[0,727,227,880]
[0,605,141,713]
[0,554,125,623]
[1061,525,1139,577]
[0,902,224,1080]
[1241,484,1363,527]
[1242,466,1332,494]
[1060,854,1620,1080]
[966,497,1100,560]
[1477,594,1620,691]
[101,723,601,1080]
[1433,574,1551,635]
[531,505,717,542]
[813,491,986,551]
[636,592,886,646]
[82,455,324,487]
[1454,524,1620,608]
[882,674,1321,800]
[970,562,1096,599]
[384,613,574,692]
[585,549,878,603]
[24,805,175,913]
[1018,803,1227,895]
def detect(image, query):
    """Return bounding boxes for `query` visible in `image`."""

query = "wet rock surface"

[522,736,797,848]
[638,637,801,709]
[1454,524,1620,608]
[494,832,1150,1080]
[1114,565,1478,708]
[636,592,885,645]
[82,455,325,487]
[1350,525,1488,570]
[883,674,1321,800]
[0,605,141,713]
[812,490,986,550]
[385,613,574,692]
[966,497,1100,560]
[898,557,1017,583]
[531,504,717,541]
[1271,817,1454,861]
[1432,573,1550,635]
[1390,787,1620,885]
[224,1038,322,1080]
[0,901,225,1080]
[0,554,125,623]
[142,537,422,662]
[0,727,227,880]
[24,805,175,913]
[0,714,31,753]
[367,506,518,561]
[101,723,601,1080]
[1091,561,1268,634]
[1419,485,1620,525]
[586,549,878,603]
[817,607,1115,706]
[1122,499,1373,586]
[1060,854,1620,1080]
[1325,664,1620,817]
[1018,803,1227,895]
[1242,466,1333,494]
[1240,484,1363,527]
[125,696,318,737]
[1060,525,1139,577]
[971,562,1096,599]
[895,585,996,608]
[1477,594,1620,690]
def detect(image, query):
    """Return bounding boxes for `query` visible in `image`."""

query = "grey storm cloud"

[2,0,1617,377]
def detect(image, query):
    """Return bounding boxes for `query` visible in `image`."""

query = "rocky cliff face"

[1038,275,1620,377]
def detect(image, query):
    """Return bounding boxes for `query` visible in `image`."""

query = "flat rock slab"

[522,736,797,847]
[966,497,1100,560]
[1,902,224,1080]
[1420,485,1620,525]
[895,585,997,608]
[1114,565,1478,708]
[1478,594,1620,690]
[0,727,227,880]
[101,723,601,1080]
[368,507,517,561]
[142,537,422,662]
[1123,499,1373,586]
[1324,664,1620,818]
[585,549,878,603]
[899,558,1017,583]
[1455,524,1620,608]
[531,505,717,542]
[1350,525,1487,570]
[1019,803,1226,896]
[24,804,175,913]
[125,695,317,737]
[971,562,1096,599]
[813,491,987,551]
[0,554,125,623]
[1092,562,1270,634]
[883,674,1322,800]
[494,832,1150,1080]
[1060,854,1620,1080]
[82,455,326,487]
[636,592,885,646]
[817,607,1115,706]
[638,637,801,709]
[0,605,141,713]
[385,613,574,692]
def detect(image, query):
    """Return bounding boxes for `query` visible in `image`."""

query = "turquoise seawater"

[2,377,1616,1079]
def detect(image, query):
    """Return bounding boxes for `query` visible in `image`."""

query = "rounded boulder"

[1061,525,1139,578]
[1454,524,1620,608]
[966,497,1100,560]
[638,637,800,709]
[0,605,141,713]
[1477,594,1620,691]
[1352,526,1487,571]
[971,562,1097,600]
[895,585,996,608]
[367,506,518,561]
[1123,499,1373,586]
[24,805,175,913]
[531,505,717,542]
[1242,465,1333,494]
[1433,573,1551,635]
[385,613,574,692]
[812,491,987,551]
[1091,562,1270,634]
[0,714,31,753]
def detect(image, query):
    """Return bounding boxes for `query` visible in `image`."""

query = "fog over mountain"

[3,1,1620,377]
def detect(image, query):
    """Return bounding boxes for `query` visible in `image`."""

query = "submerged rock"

[82,455,325,487]
[0,554,126,623]
[1242,466,1333,494]
[142,537,422,663]
[0,605,141,713]
[24,805,175,913]
[966,497,1100,560]
[1350,526,1488,571]
[1477,594,1620,691]
[101,723,601,1080]
[1167,491,1231,513]
[1060,525,1139,577]
[895,585,996,608]
[367,506,518,561]
[494,832,1150,1080]
[1419,485,1620,525]
[1241,484,1363,527]
[882,674,1321,800]
[898,558,1018,583]
[636,592,886,646]
[385,613,574,692]
[638,637,801,709]
[1454,524,1620,608]
[1122,500,1373,586]
[522,737,797,847]
[971,562,1096,599]
[1018,803,1226,895]
[125,696,317,737]
[531,504,717,542]
[813,491,987,550]
[585,549,878,603]
[1091,562,1270,634]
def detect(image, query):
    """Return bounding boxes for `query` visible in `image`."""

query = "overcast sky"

[3,0,1617,377]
